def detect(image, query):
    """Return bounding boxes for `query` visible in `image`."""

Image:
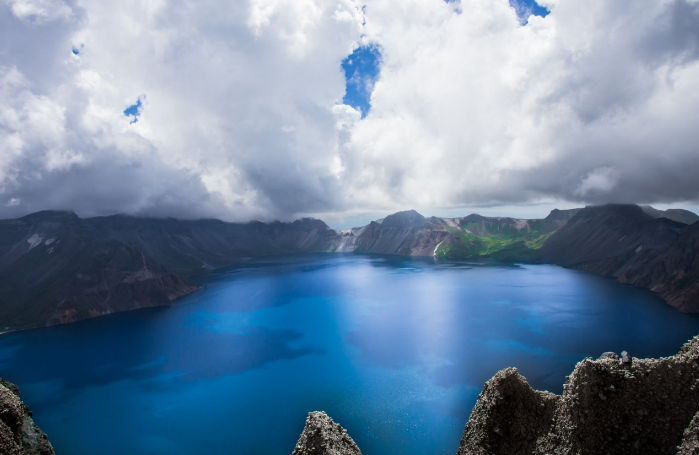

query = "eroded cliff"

[0,379,54,455]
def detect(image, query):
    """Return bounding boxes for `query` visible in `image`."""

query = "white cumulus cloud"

[0,0,698,223]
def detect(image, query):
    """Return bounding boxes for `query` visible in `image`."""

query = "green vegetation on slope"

[435,226,554,260]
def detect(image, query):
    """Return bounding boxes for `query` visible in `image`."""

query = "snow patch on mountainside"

[514,219,529,231]
[433,240,444,256]
[26,234,43,250]
[443,218,462,230]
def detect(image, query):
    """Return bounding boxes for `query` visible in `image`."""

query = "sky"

[1,0,699,227]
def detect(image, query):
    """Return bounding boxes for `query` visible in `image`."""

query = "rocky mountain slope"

[335,210,452,256]
[539,204,681,271]
[618,220,699,312]
[0,204,697,332]
[292,337,699,455]
[539,204,699,312]
[439,209,579,260]
[0,211,340,332]
[0,378,54,455]
[641,206,699,225]
[334,208,579,259]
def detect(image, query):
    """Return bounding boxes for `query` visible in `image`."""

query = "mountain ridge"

[0,204,698,332]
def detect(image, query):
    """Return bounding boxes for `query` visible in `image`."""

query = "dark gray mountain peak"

[289,217,333,228]
[17,210,79,224]
[459,213,486,222]
[543,208,580,222]
[641,205,699,225]
[576,203,652,221]
[379,209,426,228]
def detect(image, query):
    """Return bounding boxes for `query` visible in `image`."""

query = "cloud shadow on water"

[0,306,318,403]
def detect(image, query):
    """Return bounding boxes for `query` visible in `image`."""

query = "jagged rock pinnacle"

[292,412,361,455]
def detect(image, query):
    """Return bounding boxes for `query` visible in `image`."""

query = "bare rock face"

[292,412,361,455]
[537,343,699,454]
[458,336,699,455]
[0,379,54,455]
[348,211,451,257]
[620,221,699,312]
[0,211,341,332]
[456,368,558,455]
[539,204,699,312]
[678,411,699,455]
[641,206,699,226]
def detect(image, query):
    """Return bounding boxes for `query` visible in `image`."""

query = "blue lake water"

[2,254,699,455]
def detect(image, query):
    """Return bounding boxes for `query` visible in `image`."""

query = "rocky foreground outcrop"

[460,336,699,454]
[4,339,699,454]
[298,337,699,455]
[292,412,361,455]
[0,379,54,455]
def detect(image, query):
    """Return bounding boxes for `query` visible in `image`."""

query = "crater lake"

[2,254,699,455]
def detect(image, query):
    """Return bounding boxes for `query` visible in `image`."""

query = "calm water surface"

[2,254,699,455]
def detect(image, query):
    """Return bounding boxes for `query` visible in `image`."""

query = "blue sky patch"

[342,44,382,117]
[124,96,145,124]
[509,0,549,24]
